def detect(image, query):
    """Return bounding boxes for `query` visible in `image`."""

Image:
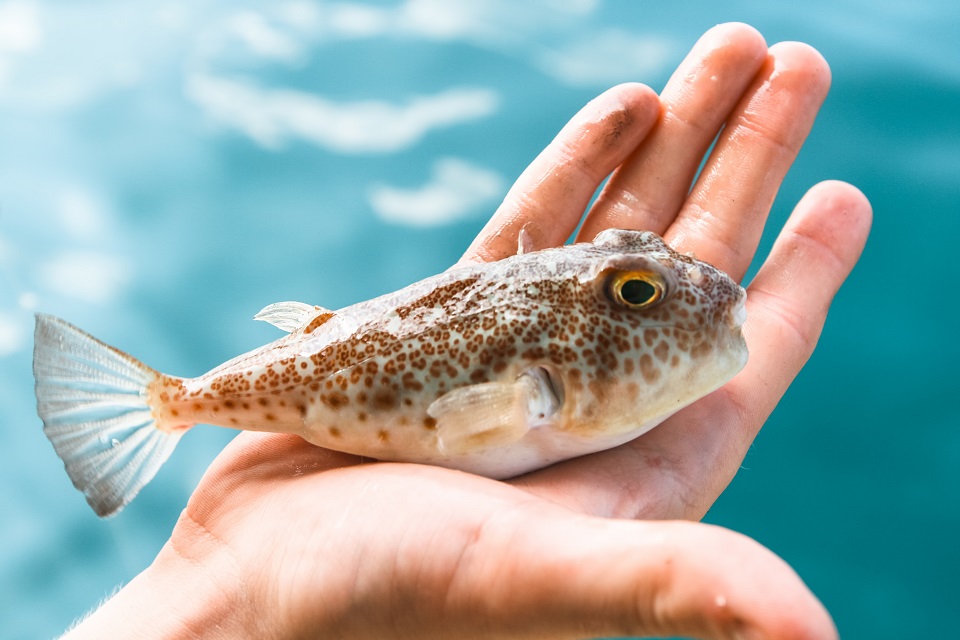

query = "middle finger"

[577,23,768,242]
[664,41,832,281]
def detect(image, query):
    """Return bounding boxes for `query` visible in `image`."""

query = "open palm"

[69,24,870,640]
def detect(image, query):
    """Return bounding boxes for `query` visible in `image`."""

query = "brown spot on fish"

[654,341,670,363]
[322,392,349,410]
[401,372,423,392]
[303,312,335,334]
[349,368,363,385]
[644,329,657,347]
[373,389,397,410]
[691,340,712,359]
[640,354,660,383]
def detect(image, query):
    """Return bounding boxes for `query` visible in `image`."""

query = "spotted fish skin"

[33,229,747,517]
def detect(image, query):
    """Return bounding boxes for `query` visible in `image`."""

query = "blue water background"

[1,1,957,637]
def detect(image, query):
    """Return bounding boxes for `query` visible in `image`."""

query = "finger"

[665,42,832,281]
[712,180,873,472]
[459,83,660,265]
[516,181,871,521]
[448,510,837,640]
[578,22,768,241]
[663,180,871,516]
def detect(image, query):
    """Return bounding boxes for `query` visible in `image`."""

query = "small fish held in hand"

[33,230,748,517]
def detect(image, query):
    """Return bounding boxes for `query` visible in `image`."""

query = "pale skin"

[65,23,871,640]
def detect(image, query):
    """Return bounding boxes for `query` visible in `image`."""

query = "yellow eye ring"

[607,270,665,309]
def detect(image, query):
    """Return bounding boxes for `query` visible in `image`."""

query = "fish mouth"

[727,290,748,330]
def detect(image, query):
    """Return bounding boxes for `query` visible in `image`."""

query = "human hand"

[462,23,872,525]
[66,23,870,640]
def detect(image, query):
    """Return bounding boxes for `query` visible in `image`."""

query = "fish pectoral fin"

[428,380,532,456]
[254,301,335,333]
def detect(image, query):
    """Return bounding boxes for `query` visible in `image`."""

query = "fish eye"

[607,271,665,309]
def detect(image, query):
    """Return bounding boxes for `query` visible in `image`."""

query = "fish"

[32,229,748,517]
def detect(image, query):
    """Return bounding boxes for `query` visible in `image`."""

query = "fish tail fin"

[33,313,187,518]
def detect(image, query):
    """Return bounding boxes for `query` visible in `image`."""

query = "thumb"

[449,508,837,640]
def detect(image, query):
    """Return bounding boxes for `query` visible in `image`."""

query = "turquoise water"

[2,1,957,637]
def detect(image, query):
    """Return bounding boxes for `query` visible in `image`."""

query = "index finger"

[459,83,660,265]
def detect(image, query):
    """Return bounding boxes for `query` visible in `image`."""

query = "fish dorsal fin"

[254,301,336,334]
[427,367,562,456]
[517,223,533,255]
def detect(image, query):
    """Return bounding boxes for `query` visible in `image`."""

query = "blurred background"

[1,1,957,637]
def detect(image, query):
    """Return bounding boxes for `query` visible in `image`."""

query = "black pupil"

[620,278,657,305]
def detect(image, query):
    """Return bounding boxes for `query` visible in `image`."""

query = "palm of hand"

[168,23,870,640]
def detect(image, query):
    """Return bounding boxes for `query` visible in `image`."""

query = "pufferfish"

[33,229,748,517]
